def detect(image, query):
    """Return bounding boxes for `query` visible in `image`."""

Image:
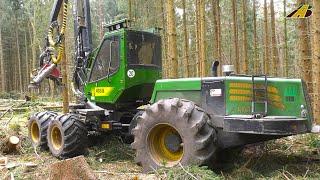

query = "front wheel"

[131,98,217,172]
[47,114,88,159]
[28,111,57,150]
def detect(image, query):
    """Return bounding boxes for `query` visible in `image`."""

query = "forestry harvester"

[27,0,319,172]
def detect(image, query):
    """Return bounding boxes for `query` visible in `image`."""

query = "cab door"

[85,35,124,103]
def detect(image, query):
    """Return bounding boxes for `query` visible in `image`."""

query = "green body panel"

[224,76,312,129]
[84,29,162,104]
[150,78,202,105]
[150,76,313,131]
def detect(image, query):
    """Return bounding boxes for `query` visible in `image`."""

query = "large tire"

[47,113,88,159]
[28,111,57,150]
[131,98,217,172]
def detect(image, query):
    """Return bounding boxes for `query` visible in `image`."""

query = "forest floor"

[0,95,319,180]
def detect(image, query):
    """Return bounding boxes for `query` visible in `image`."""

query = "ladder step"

[253,88,267,91]
[253,101,267,104]
[252,112,267,115]
[252,74,267,77]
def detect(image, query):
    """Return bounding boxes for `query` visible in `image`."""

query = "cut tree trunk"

[49,156,97,180]
[59,6,69,113]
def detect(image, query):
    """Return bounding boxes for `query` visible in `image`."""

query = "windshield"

[127,30,161,67]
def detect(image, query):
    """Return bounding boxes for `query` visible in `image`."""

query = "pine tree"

[263,0,269,75]
[299,0,312,93]
[284,0,288,77]
[312,0,320,124]
[270,0,278,76]
[241,0,248,74]
[253,0,258,74]
[182,0,189,77]
[167,0,178,78]
[200,0,207,76]
[232,0,239,73]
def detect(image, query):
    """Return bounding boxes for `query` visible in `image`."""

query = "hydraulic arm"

[29,0,92,96]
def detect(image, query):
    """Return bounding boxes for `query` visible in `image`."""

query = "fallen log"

[0,104,82,112]
[0,106,13,120]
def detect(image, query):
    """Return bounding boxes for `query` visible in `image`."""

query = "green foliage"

[87,134,135,168]
[156,165,220,180]
[0,92,23,100]
[309,134,320,148]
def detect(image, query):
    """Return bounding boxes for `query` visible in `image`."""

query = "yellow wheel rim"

[51,126,62,150]
[147,124,183,166]
[30,121,40,143]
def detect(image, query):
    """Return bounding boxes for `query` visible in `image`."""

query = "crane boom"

[29,0,92,95]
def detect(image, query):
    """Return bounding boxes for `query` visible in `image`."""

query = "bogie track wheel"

[131,98,217,172]
[47,114,88,159]
[28,111,57,150]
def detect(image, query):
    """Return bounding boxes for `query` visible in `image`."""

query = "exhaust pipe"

[212,61,219,77]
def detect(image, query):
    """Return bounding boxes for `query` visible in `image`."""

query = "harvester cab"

[84,20,162,110]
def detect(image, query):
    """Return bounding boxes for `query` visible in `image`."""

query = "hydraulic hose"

[47,0,69,64]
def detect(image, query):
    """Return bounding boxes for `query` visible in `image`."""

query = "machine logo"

[127,69,135,78]
[287,4,313,18]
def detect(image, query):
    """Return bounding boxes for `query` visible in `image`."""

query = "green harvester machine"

[27,0,319,173]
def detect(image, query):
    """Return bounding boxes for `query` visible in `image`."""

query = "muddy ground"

[0,98,319,180]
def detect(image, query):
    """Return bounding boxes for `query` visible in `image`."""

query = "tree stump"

[49,156,97,180]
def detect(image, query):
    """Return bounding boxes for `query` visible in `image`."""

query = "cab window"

[90,36,120,82]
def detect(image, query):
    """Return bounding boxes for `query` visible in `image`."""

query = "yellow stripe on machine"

[93,87,114,96]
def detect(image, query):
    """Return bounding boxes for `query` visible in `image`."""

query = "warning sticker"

[210,89,222,97]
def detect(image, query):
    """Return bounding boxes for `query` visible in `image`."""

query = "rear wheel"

[132,98,217,172]
[28,111,57,150]
[47,114,88,159]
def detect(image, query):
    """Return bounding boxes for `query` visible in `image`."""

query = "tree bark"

[59,4,69,113]
[284,0,288,77]
[312,0,320,124]
[216,0,222,76]
[0,27,5,92]
[241,0,248,74]
[15,15,23,93]
[160,0,168,78]
[31,1,37,101]
[128,0,132,20]
[299,0,312,94]
[167,0,178,78]
[195,0,201,77]
[263,0,269,75]
[254,0,258,74]
[270,0,278,76]
[98,0,103,39]
[232,0,239,73]
[182,0,189,77]
[24,25,29,92]
[200,0,207,77]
